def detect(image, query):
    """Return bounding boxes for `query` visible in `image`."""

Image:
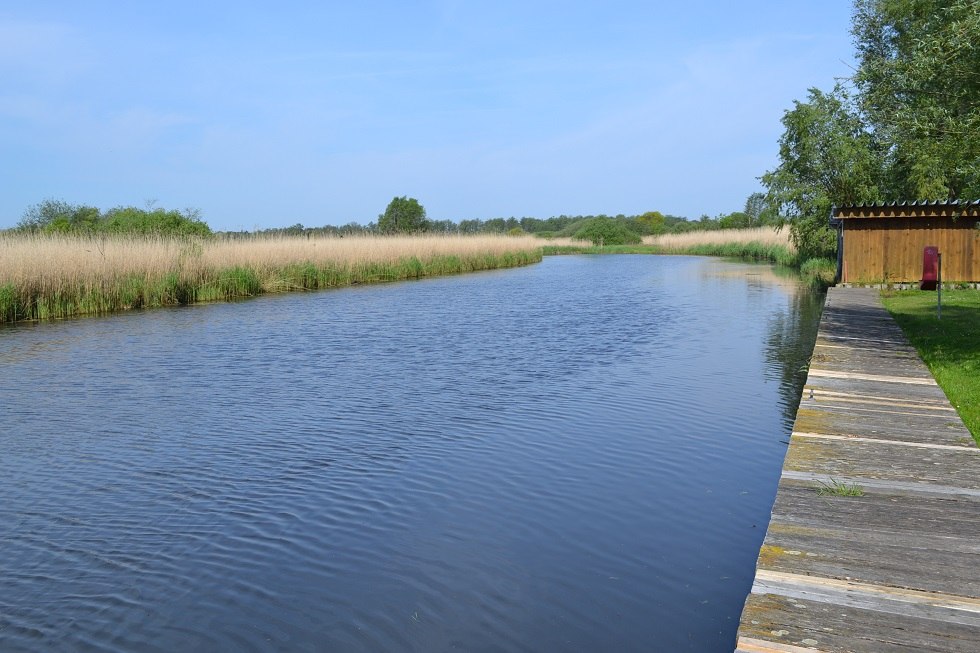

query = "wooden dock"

[735,287,980,652]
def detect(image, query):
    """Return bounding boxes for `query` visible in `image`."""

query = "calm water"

[0,255,823,652]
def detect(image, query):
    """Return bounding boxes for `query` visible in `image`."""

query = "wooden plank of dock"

[736,287,980,652]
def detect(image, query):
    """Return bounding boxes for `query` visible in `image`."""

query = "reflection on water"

[0,255,823,652]
[764,287,826,428]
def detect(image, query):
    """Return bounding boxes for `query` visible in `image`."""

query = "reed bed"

[642,226,793,251]
[0,233,542,322]
[543,227,796,261]
[537,226,836,286]
[643,226,798,267]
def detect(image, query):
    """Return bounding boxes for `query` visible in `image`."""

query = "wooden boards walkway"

[735,286,980,652]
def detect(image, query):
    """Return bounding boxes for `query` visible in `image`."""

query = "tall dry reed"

[0,233,542,322]
[642,226,793,251]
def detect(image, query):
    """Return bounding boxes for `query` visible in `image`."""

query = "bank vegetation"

[542,226,837,288]
[0,233,542,323]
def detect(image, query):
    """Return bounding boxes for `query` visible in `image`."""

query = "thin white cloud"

[0,18,94,79]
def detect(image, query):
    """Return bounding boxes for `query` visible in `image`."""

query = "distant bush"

[102,206,212,237]
[573,217,642,246]
[17,199,211,237]
[556,218,591,238]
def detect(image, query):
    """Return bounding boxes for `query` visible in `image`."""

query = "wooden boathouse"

[831,200,980,284]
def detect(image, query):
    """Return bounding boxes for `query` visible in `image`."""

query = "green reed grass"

[666,241,798,267]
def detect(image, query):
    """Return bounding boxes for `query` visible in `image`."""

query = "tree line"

[231,194,778,240]
[9,192,782,241]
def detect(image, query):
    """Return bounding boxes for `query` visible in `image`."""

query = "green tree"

[484,218,508,233]
[762,85,886,260]
[378,196,429,233]
[744,192,767,225]
[458,219,482,233]
[426,219,455,233]
[718,211,752,229]
[636,211,667,234]
[573,217,642,246]
[853,0,980,199]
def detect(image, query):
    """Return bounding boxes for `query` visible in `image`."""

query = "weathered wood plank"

[751,570,980,622]
[794,432,975,452]
[800,376,950,402]
[793,409,972,448]
[760,488,980,597]
[736,637,835,653]
[740,592,980,653]
[807,369,936,385]
[769,483,980,540]
[809,349,934,376]
[799,393,956,413]
[780,471,980,499]
[758,528,980,598]
[782,436,980,489]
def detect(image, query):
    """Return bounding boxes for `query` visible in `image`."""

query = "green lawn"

[881,289,980,444]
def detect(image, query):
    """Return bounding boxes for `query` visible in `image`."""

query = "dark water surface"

[1,255,823,652]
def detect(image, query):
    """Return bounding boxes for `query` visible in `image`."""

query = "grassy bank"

[541,227,836,288]
[881,289,980,444]
[541,242,662,255]
[0,233,542,323]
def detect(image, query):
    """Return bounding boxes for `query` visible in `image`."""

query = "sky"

[0,1,857,231]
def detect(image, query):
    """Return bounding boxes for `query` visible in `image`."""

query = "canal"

[0,255,823,651]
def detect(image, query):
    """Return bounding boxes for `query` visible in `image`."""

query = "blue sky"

[1,1,856,231]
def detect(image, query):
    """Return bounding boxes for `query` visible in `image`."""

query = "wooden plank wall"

[842,217,980,283]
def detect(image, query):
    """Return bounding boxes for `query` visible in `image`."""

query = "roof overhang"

[833,200,980,220]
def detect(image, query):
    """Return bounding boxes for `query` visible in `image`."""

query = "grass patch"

[0,283,24,322]
[881,289,980,444]
[817,478,865,497]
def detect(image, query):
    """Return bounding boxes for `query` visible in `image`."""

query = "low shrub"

[800,258,837,289]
